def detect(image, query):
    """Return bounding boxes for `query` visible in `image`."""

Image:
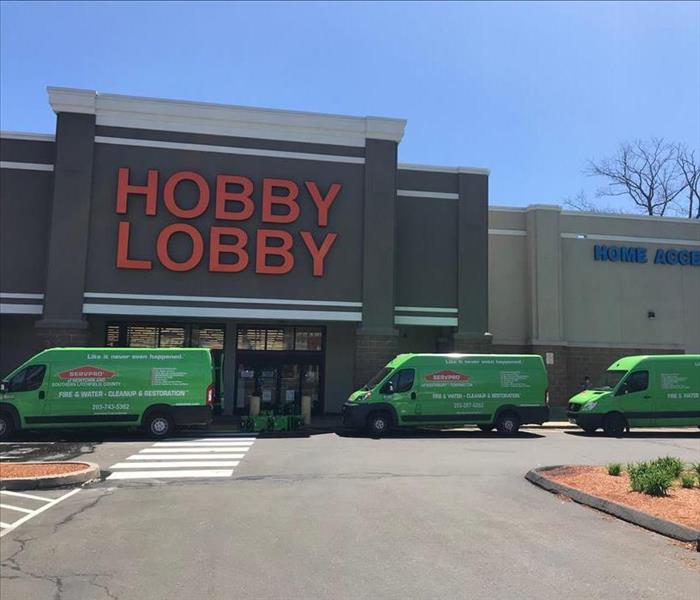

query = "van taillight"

[545,388,550,406]
[206,384,214,407]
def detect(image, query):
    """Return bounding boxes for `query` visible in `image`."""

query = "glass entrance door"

[235,359,322,414]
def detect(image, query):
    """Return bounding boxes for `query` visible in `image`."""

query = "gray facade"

[0,87,489,414]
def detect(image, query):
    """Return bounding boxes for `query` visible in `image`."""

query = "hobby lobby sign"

[115,168,341,277]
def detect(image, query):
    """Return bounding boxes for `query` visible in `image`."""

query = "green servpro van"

[342,354,549,436]
[0,347,214,440]
[567,355,700,435]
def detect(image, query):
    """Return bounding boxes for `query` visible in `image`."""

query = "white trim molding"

[48,87,406,147]
[561,233,700,246]
[84,292,361,308]
[0,303,43,315]
[394,315,458,326]
[94,136,365,165]
[397,189,459,200]
[0,293,45,300]
[398,163,490,176]
[395,306,458,314]
[83,303,361,322]
[489,229,527,236]
[0,131,55,142]
[0,161,53,172]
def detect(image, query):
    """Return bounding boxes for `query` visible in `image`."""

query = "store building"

[1,88,698,415]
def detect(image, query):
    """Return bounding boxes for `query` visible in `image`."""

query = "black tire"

[477,424,493,432]
[495,412,521,435]
[0,412,15,441]
[581,426,597,434]
[144,412,174,438]
[366,412,392,437]
[603,413,627,437]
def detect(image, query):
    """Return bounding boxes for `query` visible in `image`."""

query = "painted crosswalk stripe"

[0,503,34,514]
[107,469,233,480]
[140,447,249,454]
[110,461,240,469]
[153,441,254,447]
[128,453,246,460]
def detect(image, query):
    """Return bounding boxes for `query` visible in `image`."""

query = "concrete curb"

[0,462,100,490]
[526,466,700,548]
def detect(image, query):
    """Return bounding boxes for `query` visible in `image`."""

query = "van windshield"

[362,367,392,390]
[598,370,627,389]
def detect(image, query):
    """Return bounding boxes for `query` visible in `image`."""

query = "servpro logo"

[425,370,470,382]
[58,366,117,380]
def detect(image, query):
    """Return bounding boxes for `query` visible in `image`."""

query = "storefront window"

[192,326,224,349]
[266,327,295,351]
[237,327,266,350]
[236,326,324,352]
[295,327,323,351]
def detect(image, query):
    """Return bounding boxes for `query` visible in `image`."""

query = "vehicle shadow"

[565,430,700,439]
[335,428,545,440]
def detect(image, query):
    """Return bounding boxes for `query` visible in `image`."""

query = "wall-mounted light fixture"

[647,311,656,320]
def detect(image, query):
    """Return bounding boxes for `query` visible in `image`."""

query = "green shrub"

[607,463,622,476]
[652,456,684,479]
[680,473,695,489]
[693,463,700,478]
[627,461,675,497]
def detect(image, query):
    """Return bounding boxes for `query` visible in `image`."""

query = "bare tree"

[586,138,687,216]
[563,190,627,214]
[675,144,700,219]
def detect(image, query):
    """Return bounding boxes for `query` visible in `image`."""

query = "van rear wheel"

[602,413,626,437]
[0,413,14,441]
[366,412,391,437]
[495,412,520,435]
[145,413,174,438]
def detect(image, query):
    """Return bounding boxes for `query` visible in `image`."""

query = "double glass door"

[236,358,322,414]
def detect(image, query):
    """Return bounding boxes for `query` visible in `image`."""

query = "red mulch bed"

[545,466,700,531]
[0,462,90,479]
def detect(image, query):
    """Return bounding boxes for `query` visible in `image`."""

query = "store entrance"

[234,325,325,415]
[236,357,322,415]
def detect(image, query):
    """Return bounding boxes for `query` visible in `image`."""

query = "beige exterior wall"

[489,206,700,353]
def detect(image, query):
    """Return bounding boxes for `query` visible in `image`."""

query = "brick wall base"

[35,327,91,349]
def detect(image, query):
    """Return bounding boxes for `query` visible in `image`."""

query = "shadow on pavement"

[564,430,700,439]
[335,428,545,440]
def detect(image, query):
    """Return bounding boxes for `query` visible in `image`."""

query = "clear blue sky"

[1,1,698,208]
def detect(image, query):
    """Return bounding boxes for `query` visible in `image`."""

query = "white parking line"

[110,461,240,469]
[107,469,233,480]
[140,447,249,453]
[127,453,246,460]
[0,490,55,502]
[153,441,254,447]
[0,488,81,538]
[0,503,34,514]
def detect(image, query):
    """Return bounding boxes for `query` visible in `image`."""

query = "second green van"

[342,353,549,436]
[0,347,214,440]
[567,354,700,435]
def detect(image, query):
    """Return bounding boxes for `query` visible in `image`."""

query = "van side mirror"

[380,381,394,395]
[0,381,7,394]
[615,382,628,396]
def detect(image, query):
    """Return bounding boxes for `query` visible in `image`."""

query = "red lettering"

[209,226,249,272]
[256,229,294,274]
[116,168,158,215]
[156,224,204,272]
[116,222,152,270]
[305,182,341,226]
[215,175,254,221]
[262,178,300,224]
[300,231,337,277]
[163,171,210,219]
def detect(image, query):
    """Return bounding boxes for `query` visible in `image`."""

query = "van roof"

[36,347,210,356]
[608,354,700,371]
[388,353,544,367]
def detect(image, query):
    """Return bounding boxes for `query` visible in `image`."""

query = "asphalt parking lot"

[1,427,699,599]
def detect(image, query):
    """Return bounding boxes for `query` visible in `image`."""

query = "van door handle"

[643,395,651,399]
[410,392,416,400]
[38,391,45,400]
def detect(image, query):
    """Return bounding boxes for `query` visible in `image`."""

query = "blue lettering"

[691,251,700,266]
[620,247,634,262]
[666,249,678,265]
[607,246,619,262]
[654,249,666,264]
[594,245,607,261]
[638,248,648,263]
[678,250,690,265]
